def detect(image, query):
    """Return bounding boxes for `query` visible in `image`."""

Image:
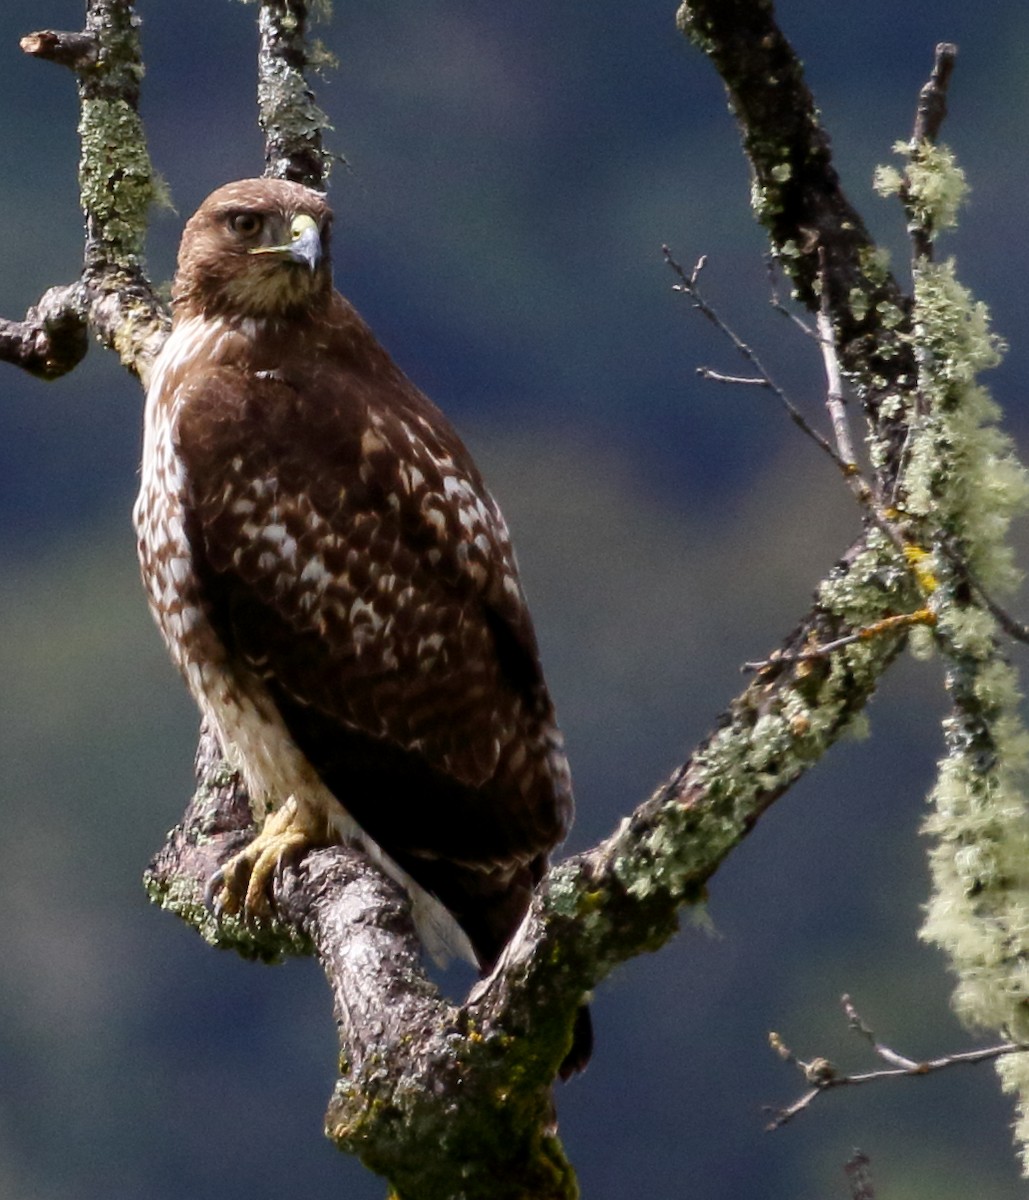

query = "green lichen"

[675,4,716,54]
[78,97,157,264]
[921,658,1029,1036]
[872,161,904,201]
[849,287,869,323]
[307,37,339,76]
[857,244,892,287]
[902,259,1027,596]
[889,141,1029,1175]
[875,140,970,237]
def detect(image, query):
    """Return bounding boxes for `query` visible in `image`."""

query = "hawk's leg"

[207,795,331,918]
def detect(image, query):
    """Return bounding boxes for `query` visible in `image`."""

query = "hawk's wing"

[172,362,570,871]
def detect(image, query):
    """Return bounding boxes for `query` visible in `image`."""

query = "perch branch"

[147,517,918,1198]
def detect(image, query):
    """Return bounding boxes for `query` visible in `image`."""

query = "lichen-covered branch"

[675,0,914,437]
[895,153,1029,1173]
[254,0,335,188]
[863,42,1029,1176]
[14,0,168,383]
[146,514,918,1200]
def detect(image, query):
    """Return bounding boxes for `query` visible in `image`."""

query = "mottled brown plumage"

[134,179,583,1042]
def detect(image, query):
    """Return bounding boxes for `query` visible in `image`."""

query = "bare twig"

[666,247,946,675]
[912,43,958,148]
[903,42,959,264]
[969,578,1029,646]
[766,257,817,340]
[696,368,768,388]
[665,246,857,477]
[817,249,859,473]
[743,609,936,674]
[765,994,1029,1130]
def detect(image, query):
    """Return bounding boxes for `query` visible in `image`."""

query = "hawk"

[135,178,588,1070]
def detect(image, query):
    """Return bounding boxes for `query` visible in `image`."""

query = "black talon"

[204,866,225,912]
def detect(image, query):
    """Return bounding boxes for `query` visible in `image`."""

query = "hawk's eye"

[229,212,263,238]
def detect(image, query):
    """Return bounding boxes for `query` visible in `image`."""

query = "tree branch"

[0,284,89,380]
[765,995,1029,1130]
[10,0,169,384]
[256,0,335,188]
[674,0,913,404]
[147,517,918,1197]
[141,4,947,1196]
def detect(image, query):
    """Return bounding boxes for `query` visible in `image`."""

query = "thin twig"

[916,533,1029,651]
[765,994,1029,1130]
[817,248,859,473]
[664,246,856,477]
[743,609,936,674]
[912,42,958,147]
[766,257,818,340]
[667,246,945,673]
[975,586,1029,646]
[697,368,768,388]
[904,42,959,264]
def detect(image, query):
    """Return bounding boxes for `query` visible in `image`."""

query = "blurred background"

[2,2,1029,1197]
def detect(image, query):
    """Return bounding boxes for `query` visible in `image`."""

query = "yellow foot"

[206,796,330,920]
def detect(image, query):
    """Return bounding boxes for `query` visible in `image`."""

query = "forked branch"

[766,995,1029,1130]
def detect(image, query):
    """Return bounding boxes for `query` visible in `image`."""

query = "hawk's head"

[172,178,334,321]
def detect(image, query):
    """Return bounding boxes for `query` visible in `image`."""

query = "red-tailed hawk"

[135,178,587,1070]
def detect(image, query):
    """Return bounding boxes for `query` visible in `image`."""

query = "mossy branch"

[675,0,915,439]
[15,0,168,383]
[675,7,1029,1176]
[147,521,914,1199]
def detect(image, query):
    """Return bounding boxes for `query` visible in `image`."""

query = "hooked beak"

[248,213,323,271]
[286,214,322,271]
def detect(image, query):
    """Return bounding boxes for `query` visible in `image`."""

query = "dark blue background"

[2,3,1028,1196]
